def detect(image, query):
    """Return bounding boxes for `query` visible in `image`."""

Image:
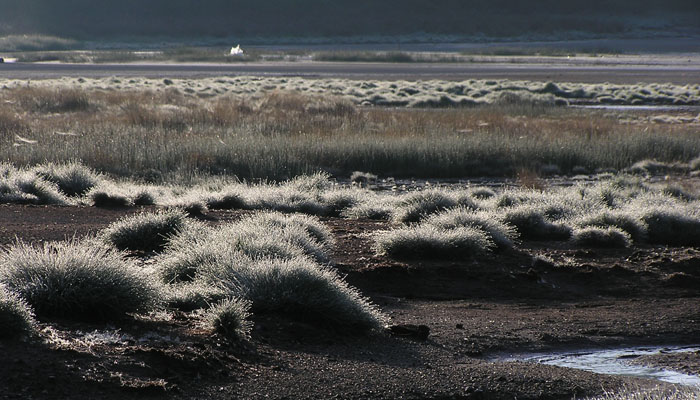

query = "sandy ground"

[1,204,699,399]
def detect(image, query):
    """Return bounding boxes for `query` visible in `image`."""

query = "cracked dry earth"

[1,204,699,399]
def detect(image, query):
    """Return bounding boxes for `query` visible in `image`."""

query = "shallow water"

[573,105,700,112]
[497,345,700,386]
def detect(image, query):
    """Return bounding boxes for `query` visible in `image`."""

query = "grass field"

[1,79,698,181]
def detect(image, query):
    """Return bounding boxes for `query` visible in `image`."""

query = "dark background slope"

[0,0,698,40]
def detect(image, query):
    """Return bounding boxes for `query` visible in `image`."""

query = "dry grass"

[1,82,698,181]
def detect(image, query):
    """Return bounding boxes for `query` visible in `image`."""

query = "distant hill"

[1,0,698,41]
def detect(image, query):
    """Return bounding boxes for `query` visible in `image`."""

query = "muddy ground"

[1,204,699,399]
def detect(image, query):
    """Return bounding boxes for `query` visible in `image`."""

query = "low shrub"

[204,297,253,341]
[0,284,37,340]
[502,206,572,241]
[199,254,386,332]
[571,227,632,248]
[374,225,494,259]
[0,240,160,321]
[101,209,188,252]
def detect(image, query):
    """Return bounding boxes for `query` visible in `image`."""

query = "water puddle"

[496,345,700,386]
[572,105,700,112]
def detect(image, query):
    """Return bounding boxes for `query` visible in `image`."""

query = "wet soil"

[632,351,700,377]
[1,204,699,399]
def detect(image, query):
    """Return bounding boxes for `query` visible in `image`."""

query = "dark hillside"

[0,0,698,40]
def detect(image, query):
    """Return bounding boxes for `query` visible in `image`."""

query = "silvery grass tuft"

[32,161,102,197]
[0,239,160,321]
[0,283,37,340]
[393,190,458,224]
[203,297,253,341]
[197,253,386,332]
[374,225,494,259]
[423,208,518,250]
[582,386,700,400]
[501,205,572,241]
[156,212,333,283]
[640,208,700,246]
[243,211,334,249]
[100,208,188,252]
[86,183,134,207]
[571,227,632,248]
[572,211,647,243]
[14,171,69,205]
[166,282,228,312]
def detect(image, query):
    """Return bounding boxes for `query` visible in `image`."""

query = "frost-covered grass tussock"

[0,283,37,340]
[0,240,161,321]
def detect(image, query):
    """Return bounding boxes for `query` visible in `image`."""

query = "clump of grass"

[203,297,253,341]
[205,191,247,210]
[0,178,40,204]
[341,202,393,220]
[0,284,37,340]
[132,188,158,205]
[16,87,94,114]
[661,184,696,201]
[350,171,378,184]
[156,212,332,284]
[627,159,688,176]
[573,211,647,242]
[32,162,102,197]
[249,186,328,216]
[199,253,386,332]
[244,211,334,249]
[101,209,188,252]
[641,209,700,246]
[469,187,496,200]
[583,386,700,400]
[424,208,518,250]
[374,225,494,259]
[166,282,228,312]
[156,221,215,283]
[321,189,362,217]
[571,227,631,248]
[393,190,458,224]
[502,205,572,241]
[86,184,134,207]
[0,240,160,321]
[14,172,69,205]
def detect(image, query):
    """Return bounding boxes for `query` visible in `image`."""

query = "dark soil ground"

[1,204,699,399]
